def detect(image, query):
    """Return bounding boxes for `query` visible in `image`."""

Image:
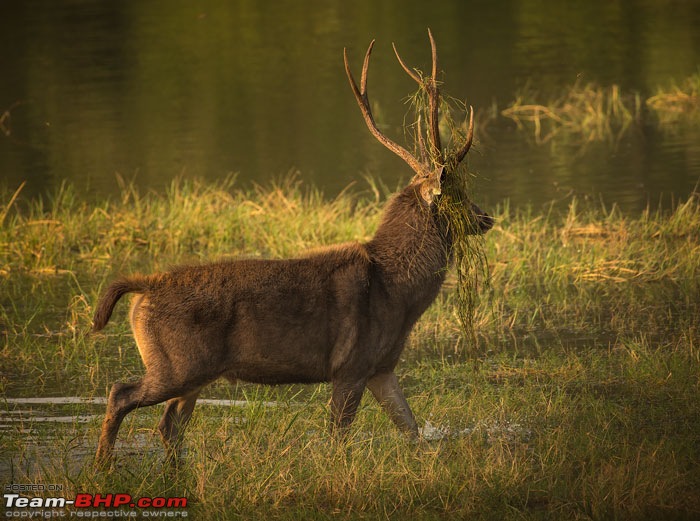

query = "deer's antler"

[345,29,475,176]
[455,106,474,164]
[392,28,443,163]
[394,29,475,169]
[344,41,428,177]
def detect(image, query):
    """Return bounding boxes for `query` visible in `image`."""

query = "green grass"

[1,178,699,519]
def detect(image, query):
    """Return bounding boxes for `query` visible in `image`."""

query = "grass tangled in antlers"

[406,85,491,340]
[438,164,491,341]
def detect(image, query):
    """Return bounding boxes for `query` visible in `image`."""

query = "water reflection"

[0,0,699,211]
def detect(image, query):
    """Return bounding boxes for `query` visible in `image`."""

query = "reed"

[501,81,639,144]
[501,72,700,144]
[646,71,700,126]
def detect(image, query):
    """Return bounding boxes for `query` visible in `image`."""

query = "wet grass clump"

[404,83,490,340]
[436,168,490,340]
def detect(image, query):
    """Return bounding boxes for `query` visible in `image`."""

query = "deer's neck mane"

[366,185,450,295]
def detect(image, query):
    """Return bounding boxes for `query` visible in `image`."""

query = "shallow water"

[0,395,528,478]
[3,396,280,407]
[0,397,269,477]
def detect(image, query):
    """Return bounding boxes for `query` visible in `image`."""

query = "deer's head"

[344,30,493,234]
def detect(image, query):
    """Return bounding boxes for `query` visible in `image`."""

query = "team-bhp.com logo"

[4,485,188,518]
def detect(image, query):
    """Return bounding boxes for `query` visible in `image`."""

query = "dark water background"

[1,0,699,212]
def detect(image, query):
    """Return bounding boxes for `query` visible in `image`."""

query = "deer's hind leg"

[158,389,201,462]
[96,296,217,466]
[96,375,210,466]
[329,379,367,434]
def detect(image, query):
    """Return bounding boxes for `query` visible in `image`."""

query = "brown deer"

[92,29,493,464]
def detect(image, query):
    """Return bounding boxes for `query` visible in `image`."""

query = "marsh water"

[1,0,700,211]
[2,0,700,472]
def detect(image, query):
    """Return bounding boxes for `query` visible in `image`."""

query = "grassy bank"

[1,178,699,519]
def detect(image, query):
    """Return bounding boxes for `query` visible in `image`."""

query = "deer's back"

[130,243,374,384]
[142,243,369,319]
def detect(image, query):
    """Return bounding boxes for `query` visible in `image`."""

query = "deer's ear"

[418,175,442,205]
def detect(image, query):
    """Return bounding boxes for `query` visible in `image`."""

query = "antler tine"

[426,28,442,162]
[344,42,426,176]
[359,39,373,93]
[392,43,421,85]
[428,28,438,84]
[392,30,443,164]
[416,114,428,164]
[454,105,475,164]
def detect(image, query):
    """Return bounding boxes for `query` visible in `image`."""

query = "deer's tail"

[92,275,152,332]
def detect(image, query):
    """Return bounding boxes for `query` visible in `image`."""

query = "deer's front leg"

[367,372,419,436]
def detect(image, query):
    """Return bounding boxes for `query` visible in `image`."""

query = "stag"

[92,30,492,464]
